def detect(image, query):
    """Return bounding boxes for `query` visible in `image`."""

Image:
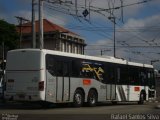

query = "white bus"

[5,49,156,107]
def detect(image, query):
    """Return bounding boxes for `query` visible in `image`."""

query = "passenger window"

[46,55,56,76]
[63,62,69,76]
[81,63,94,78]
[80,61,105,81]
[72,60,81,77]
[105,64,115,84]
[56,61,63,76]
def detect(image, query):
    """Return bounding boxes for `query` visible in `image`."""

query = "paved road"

[0,102,160,120]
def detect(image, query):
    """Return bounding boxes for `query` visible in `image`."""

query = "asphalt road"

[0,102,160,120]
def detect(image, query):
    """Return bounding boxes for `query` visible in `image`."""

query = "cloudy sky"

[1,0,160,69]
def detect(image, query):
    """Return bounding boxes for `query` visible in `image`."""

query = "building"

[17,19,86,54]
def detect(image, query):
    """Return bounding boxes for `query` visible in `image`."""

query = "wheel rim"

[75,93,82,105]
[141,94,144,101]
[89,95,96,104]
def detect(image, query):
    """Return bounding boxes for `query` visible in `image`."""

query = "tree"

[0,19,19,50]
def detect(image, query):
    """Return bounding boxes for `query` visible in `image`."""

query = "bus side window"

[46,55,56,76]
[107,64,115,84]
[105,66,113,84]
[63,62,69,77]
[129,67,141,85]
[80,61,95,79]
[117,68,120,83]
[56,61,63,76]
[143,70,148,86]
[140,71,145,86]
[117,65,129,85]
[81,64,94,78]
[148,70,155,88]
[72,60,81,77]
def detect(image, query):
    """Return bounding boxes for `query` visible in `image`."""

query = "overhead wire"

[43,0,160,60]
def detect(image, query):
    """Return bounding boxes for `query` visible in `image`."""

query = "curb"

[155,104,160,109]
[148,100,159,103]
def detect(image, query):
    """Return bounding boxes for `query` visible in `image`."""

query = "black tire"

[73,90,84,107]
[87,90,97,107]
[138,93,145,105]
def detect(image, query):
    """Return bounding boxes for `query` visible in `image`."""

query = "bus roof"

[8,49,153,69]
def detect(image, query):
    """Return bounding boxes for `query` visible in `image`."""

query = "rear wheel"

[138,93,145,104]
[87,90,97,107]
[73,90,84,107]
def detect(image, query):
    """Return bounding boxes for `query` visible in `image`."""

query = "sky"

[1,0,160,69]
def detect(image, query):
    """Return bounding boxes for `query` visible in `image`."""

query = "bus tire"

[138,93,145,105]
[87,89,97,107]
[73,89,84,107]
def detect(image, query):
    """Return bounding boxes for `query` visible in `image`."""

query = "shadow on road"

[0,101,147,110]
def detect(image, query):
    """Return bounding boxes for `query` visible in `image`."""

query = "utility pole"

[39,0,44,49]
[32,0,36,48]
[101,50,102,56]
[15,16,30,48]
[108,16,116,58]
[2,42,5,101]
[113,17,116,58]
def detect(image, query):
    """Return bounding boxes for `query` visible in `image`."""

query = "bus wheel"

[87,90,97,107]
[73,90,84,107]
[138,93,145,105]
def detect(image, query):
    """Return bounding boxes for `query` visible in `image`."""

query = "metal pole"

[15,16,30,48]
[2,42,5,101]
[113,17,116,58]
[39,0,43,49]
[32,0,36,48]
[108,16,116,57]
[101,50,102,56]
[19,20,22,48]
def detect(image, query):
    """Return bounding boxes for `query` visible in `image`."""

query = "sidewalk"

[148,98,160,109]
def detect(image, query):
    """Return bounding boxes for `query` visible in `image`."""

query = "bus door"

[106,65,116,100]
[110,67,117,100]
[56,61,70,102]
[117,66,129,101]
[110,82,116,100]
[148,69,156,98]
[46,70,57,102]
[46,55,57,102]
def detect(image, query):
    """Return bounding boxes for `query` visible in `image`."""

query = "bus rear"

[5,49,45,102]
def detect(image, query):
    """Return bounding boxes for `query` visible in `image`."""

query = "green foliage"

[0,19,19,49]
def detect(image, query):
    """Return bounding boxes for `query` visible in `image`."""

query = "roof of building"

[16,19,78,36]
